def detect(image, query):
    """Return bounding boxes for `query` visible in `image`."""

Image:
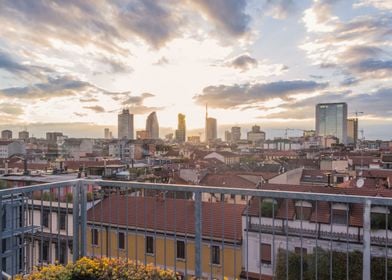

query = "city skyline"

[0,1,391,139]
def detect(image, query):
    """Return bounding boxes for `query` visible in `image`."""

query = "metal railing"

[0,178,392,279]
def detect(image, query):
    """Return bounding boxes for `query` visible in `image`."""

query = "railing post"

[80,181,87,258]
[72,182,80,262]
[363,199,371,280]
[194,191,202,279]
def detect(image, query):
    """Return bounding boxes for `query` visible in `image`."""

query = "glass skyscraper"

[316,103,348,144]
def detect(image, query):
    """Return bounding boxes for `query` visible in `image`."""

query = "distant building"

[18,130,29,140]
[231,126,241,142]
[187,136,200,143]
[303,130,316,137]
[247,125,266,145]
[146,111,159,139]
[46,132,63,143]
[175,113,186,143]
[347,118,358,146]
[136,130,150,140]
[1,129,12,140]
[316,103,347,144]
[104,128,111,139]
[206,117,217,142]
[224,130,232,142]
[118,109,134,139]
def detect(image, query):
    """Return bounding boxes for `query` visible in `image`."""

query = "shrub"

[16,257,178,280]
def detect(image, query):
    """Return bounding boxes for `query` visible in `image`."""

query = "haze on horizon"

[0,0,391,139]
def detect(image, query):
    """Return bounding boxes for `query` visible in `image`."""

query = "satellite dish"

[356,178,365,188]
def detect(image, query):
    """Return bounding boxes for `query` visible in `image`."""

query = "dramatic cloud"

[190,0,250,37]
[194,80,328,109]
[0,76,89,100]
[227,54,258,71]
[121,92,155,106]
[83,105,105,113]
[354,0,392,10]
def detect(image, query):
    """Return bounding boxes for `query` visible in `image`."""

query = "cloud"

[80,97,99,103]
[354,0,392,10]
[121,92,155,106]
[190,0,250,37]
[74,112,87,117]
[265,0,296,19]
[340,77,360,86]
[0,103,23,116]
[226,54,258,71]
[194,80,328,109]
[263,88,392,119]
[0,50,53,79]
[0,76,89,99]
[83,105,105,113]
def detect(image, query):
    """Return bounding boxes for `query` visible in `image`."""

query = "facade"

[18,131,29,140]
[1,130,12,140]
[146,111,159,139]
[316,103,348,145]
[118,109,134,140]
[204,151,240,165]
[175,113,186,143]
[27,200,74,268]
[86,196,244,279]
[231,127,241,143]
[206,118,217,142]
[225,131,232,142]
[347,118,358,146]
[242,184,392,279]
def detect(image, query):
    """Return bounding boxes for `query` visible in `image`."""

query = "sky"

[0,0,391,140]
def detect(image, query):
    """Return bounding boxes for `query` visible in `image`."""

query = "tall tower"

[146,112,159,139]
[118,109,134,139]
[206,117,217,142]
[175,113,186,143]
[316,103,347,144]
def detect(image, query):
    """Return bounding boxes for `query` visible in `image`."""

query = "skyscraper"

[316,103,348,144]
[146,111,159,139]
[175,113,186,143]
[347,118,358,146]
[118,109,134,139]
[18,130,29,140]
[206,117,217,141]
[231,126,241,142]
[104,128,110,139]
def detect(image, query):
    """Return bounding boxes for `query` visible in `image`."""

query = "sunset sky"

[0,0,391,139]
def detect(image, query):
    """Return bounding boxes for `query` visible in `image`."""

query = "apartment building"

[86,195,244,279]
[242,183,392,279]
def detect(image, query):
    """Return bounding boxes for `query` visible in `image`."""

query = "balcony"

[0,179,392,279]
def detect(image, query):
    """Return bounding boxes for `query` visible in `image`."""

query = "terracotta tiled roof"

[199,173,256,189]
[87,196,245,242]
[64,160,122,169]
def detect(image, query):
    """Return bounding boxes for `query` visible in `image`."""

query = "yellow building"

[86,195,244,280]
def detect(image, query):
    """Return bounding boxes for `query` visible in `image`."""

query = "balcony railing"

[0,178,392,279]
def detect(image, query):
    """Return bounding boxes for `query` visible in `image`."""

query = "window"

[59,213,66,230]
[146,236,154,254]
[230,194,235,199]
[332,209,347,225]
[211,245,220,265]
[42,211,49,228]
[241,194,246,200]
[39,241,49,262]
[91,229,98,246]
[55,242,67,264]
[295,201,312,220]
[260,243,271,264]
[118,232,125,250]
[176,240,185,260]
